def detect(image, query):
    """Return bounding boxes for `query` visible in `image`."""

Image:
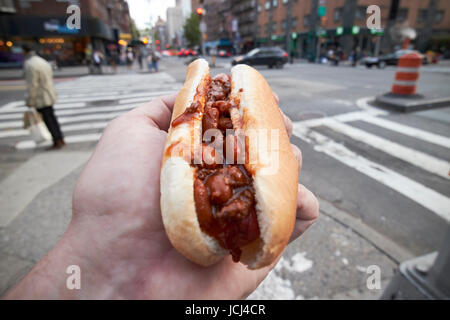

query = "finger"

[133,94,177,131]
[291,144,302,171]
[273,92,279,104]
[289,184,319,243]
[281,111,293,138]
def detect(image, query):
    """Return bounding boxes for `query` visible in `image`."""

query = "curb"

[318,197,414,264]
[375,93,450,113]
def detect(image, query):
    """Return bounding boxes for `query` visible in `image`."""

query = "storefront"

[0,15,115,67]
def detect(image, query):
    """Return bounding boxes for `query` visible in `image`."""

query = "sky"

[128,0,176,30]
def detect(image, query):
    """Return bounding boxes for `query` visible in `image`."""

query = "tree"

[183,13,201,48]
[130,19,140,40]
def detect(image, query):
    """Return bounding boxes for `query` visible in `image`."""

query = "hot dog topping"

[169,73,259,262]
[196,74,260,262]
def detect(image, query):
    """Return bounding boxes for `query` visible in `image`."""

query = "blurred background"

[0,0,449,300]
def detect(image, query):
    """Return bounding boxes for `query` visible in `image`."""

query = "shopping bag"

[23,109,52,143]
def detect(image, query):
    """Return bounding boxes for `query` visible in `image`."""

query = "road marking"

[293,105,450,150]
[361,115,450,149]
[0,101,25,111]
[323,119,450,179]
[15,133,102,150]
[293,125,450,222]
[0,151,92,227]
[356,96,388,115]
[0,121,110,139]
[0,111,127,129]
[0,103,139,121]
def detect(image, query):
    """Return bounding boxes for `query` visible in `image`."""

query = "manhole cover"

[88,99,118,106]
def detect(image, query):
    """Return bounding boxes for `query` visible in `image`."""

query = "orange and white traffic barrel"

[391,52,423,95]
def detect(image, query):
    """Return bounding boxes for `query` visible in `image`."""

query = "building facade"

[167,6,184,47]
[191,0,450,56]
[0,0,132,66]
[255,0,450,59]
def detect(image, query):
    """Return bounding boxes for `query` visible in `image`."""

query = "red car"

[178,49,197,57]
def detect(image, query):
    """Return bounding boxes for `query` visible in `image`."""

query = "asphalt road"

[0,58,449,298]
[164,57,450,256]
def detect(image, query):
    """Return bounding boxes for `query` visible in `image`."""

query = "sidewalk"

[0,146,404,299]
[0,64,158,80]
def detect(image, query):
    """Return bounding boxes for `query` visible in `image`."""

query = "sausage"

[202,107,219,132]
[193,178,214,230]
[222,166,248,187]
[217,189,255,221]
[205,173,233,205]
[218,117,233,130]
[213,101,232,114]
[171,101,200,127]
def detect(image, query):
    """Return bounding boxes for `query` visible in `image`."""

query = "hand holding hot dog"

[4,72,318,300]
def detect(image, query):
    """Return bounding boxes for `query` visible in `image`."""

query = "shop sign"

[44,21,78,34]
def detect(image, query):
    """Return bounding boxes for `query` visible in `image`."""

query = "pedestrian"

[352,47,361,67]
[109,49,118,73]
[22,44,65,150]
[92,50,104,74]
[151,50,160,73]
[210,46,217,68]
[2,94,319,299]
[126,48,134,70]
[137,48,143,70]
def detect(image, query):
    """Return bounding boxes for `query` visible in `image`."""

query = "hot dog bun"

[160,59,298,269]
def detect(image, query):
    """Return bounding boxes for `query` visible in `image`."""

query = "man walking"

[23,44,65,149]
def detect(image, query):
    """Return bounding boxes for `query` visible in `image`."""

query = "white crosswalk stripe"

[292,105,450,222]
[0,73,181,149]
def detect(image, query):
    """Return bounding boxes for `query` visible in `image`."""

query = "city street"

[0,58,449,299]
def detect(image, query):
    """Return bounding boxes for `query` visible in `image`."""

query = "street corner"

[248,211,397,300]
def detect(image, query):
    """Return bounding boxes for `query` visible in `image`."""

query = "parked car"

[178,48,197,57]
[232,47,288,68]
[363,49,428,68]
[218,49,231,57]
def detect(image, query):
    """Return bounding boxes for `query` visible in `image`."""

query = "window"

[355,6,366,20]
[265,1,270,10]
[282,0,289,4]
[417,9,427,23]
[257,4,262,12]
[0,0,15,13]
[417,9,444,24]
[435,10,445,24]
[397,8,408,22]
[272,0,278,8]
[281,17,297,30]
[291,17,297,28]
[334,8,342,22]
[266,22,276,33]
[303,14,310,27]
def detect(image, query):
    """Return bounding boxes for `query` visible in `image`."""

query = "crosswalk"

[292,97,450,223]
[1,75,449,224]
[0,72,181,149]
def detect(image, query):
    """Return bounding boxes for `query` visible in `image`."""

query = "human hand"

[4,94,318,300]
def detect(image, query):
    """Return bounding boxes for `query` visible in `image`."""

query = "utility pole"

[381,0,400,54]
[341,0,357,58]
[267,0,274,46]
[307,0,319,62]
[417,0,438,52]
[196,6,206,55]
[284,0,294,59]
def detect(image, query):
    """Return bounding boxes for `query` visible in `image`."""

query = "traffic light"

[196,7,204,16]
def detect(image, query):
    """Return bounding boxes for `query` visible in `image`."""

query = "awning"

[0,15,115,40]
